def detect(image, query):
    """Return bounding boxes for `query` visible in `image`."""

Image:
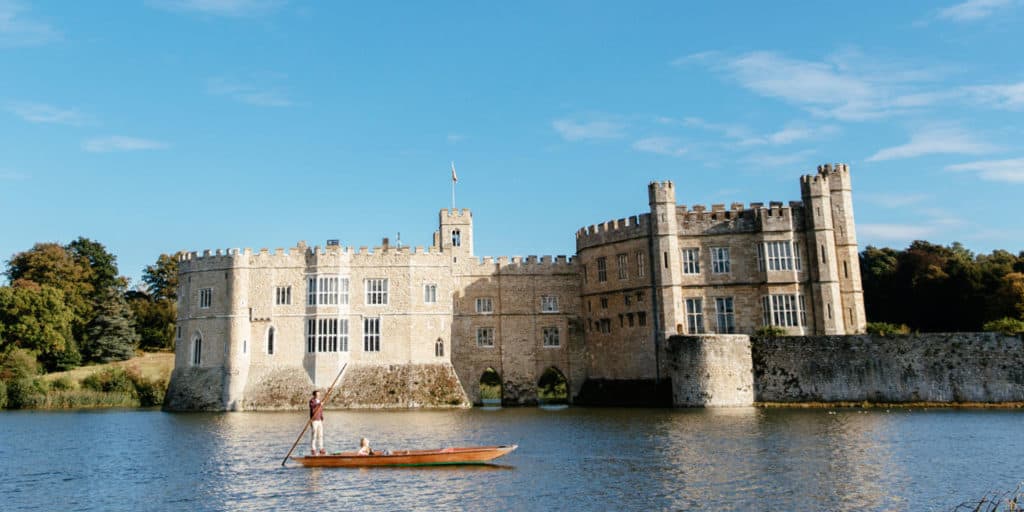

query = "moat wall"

[665,333,1024,406]
[752,333,1024,404]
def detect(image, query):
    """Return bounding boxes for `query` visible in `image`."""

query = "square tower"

[436,208,474,257]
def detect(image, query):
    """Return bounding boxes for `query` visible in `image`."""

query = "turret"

[436,208,474,259]
[800,165,844,334]
[826,163,866,333]
[648,181,686,337]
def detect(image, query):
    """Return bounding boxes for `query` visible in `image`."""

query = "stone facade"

[167,163,867,410]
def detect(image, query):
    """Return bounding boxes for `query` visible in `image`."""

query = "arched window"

[435,338,444,357]
[451,229,461,247]
[192,334,202,366]
[267,327,275,355]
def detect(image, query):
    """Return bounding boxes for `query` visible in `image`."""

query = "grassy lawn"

[42,352,174,385]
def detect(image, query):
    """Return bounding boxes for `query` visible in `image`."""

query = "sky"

[1,1,1023,285]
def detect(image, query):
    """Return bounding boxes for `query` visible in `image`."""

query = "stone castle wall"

[752,333,1024,403]
[663,333,1024,407]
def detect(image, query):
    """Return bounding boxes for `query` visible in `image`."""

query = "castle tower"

[223,252,252,411]
[827,163,866,333]
[800,166,845,334]
[648,181,685,338]
[436,208,474,259]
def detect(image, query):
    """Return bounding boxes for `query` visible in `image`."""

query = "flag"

[451,161,458,183]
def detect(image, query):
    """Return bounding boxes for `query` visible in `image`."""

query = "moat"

[2,407,1022,511]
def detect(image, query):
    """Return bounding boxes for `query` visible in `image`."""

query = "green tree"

[126,290,176,350]
[142,253,179,301]
[0,283,80,370]
[66,237,125,295]
[5,242,94,344]
[82,289,138,363]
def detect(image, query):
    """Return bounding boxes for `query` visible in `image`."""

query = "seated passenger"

[357,437,374,456]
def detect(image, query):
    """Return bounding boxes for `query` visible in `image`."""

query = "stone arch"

[479,367,502,406]
[434,338,444,357]
[537,366,568,405]
[191,331,203,366]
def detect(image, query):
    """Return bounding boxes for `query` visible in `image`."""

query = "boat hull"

[291,445,517,467]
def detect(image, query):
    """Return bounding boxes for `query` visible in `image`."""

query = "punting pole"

[281,363,348,466]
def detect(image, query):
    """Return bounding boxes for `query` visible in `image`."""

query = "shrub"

[82,367,137,395]
[982,317,1024,336]
[866,322,911,337]
[6,377,47,408]
[0,348,40,382]
[0,380,6,409]
[753,326,788,338]
[43,389,138,408]
[49,377,75,391]
[128,371,168,407]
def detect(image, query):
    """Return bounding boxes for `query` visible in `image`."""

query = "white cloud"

[0,0,60,47]
[149,0,284,17]
[446,134,465,144]
[859,223,936,240]
[866,126,997,161]
[632,137,688,157]
[0,170,28,180]
[552,119,625,141]
[947,157,1024,183]
[862,193,930,208]
[680,50,950,121]
[746,149,816,168]
[207,78,293,107]
[938,0,1016,21]
[6,101,85,125]
[82,136,168,153]
[675,116,835,146]
[965,82,1024,110]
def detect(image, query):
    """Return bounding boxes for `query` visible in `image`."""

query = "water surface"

[2,407,1022,511]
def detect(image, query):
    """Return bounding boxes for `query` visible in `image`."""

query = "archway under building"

[537,366,568,406]
[479,367,502,406]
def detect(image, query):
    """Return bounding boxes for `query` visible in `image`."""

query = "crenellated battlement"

[648,180,676,204]
[440,208,472,219]
[801,162,852,196]
[575,214,651,250]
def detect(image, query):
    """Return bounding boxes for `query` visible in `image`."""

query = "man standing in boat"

[309,390,325,456]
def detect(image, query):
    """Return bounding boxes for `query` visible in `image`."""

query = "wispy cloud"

[965,82,1024,110]
[82,136,169,153]
[552,119,625,141]
[745,149,817,168]
[947,157,1024,183]
[938,0,1017,21]
[149,0,285,17]
[862,193,930,208]
[677,49,949,121]
[671,116,836,147]
[859,223,936,240]
[207,77,293,107]
[0,170,29,180]
[5,101,86,125]
[632,137,688,157]
[0,0,60,47]
[446,134,465,144]
[866,126,997,161]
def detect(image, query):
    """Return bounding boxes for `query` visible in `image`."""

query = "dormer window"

[452,229,461,247]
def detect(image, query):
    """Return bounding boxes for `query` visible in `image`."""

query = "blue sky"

[2,1,1023,285]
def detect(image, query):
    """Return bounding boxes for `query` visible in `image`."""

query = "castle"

[165,163,866,410]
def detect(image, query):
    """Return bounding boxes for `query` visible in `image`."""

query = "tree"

[66,237,125,295]
[142,253,179,301]
[82,289,138,363]
[5,242,94,343]
[0,283,80,371]
[126,290,176,350]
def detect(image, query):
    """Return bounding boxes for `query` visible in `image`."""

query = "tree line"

[0,237,178,373]
[860,241,1024,333]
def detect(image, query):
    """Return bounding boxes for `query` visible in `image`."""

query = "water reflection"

[1,408,1023,511]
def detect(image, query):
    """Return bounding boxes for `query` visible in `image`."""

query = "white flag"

[451,161,458,183]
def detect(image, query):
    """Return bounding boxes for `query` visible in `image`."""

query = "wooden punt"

[291,445,518,468]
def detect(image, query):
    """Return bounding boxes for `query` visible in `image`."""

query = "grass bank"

[3,352,174,410]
